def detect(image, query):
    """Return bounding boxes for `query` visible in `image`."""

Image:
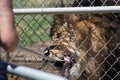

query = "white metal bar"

[7,63,67,80]
[13,6,120,15]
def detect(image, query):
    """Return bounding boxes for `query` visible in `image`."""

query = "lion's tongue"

[61,56,71,77]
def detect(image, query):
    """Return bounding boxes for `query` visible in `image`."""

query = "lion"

[43,13,120,80]
[42,1,120,79]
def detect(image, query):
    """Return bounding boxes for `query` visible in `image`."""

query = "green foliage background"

[13,1,54,45]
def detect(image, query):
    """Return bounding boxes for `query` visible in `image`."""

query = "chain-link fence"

[2,0,119,80]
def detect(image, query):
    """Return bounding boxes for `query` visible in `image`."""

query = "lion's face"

[43,44,77,77]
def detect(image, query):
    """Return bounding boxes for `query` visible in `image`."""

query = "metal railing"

[13,6,120,14]
[7,63,67,80]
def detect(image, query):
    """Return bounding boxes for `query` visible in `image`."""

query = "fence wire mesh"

[1,0,119,80]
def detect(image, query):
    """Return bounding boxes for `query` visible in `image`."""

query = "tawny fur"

[48,14,120,80]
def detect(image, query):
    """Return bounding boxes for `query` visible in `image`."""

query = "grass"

[13,0,57,45]
[15,14,53,45]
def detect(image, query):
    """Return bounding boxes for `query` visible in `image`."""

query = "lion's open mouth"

[53,55,74,77]
[43,46,75,77]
